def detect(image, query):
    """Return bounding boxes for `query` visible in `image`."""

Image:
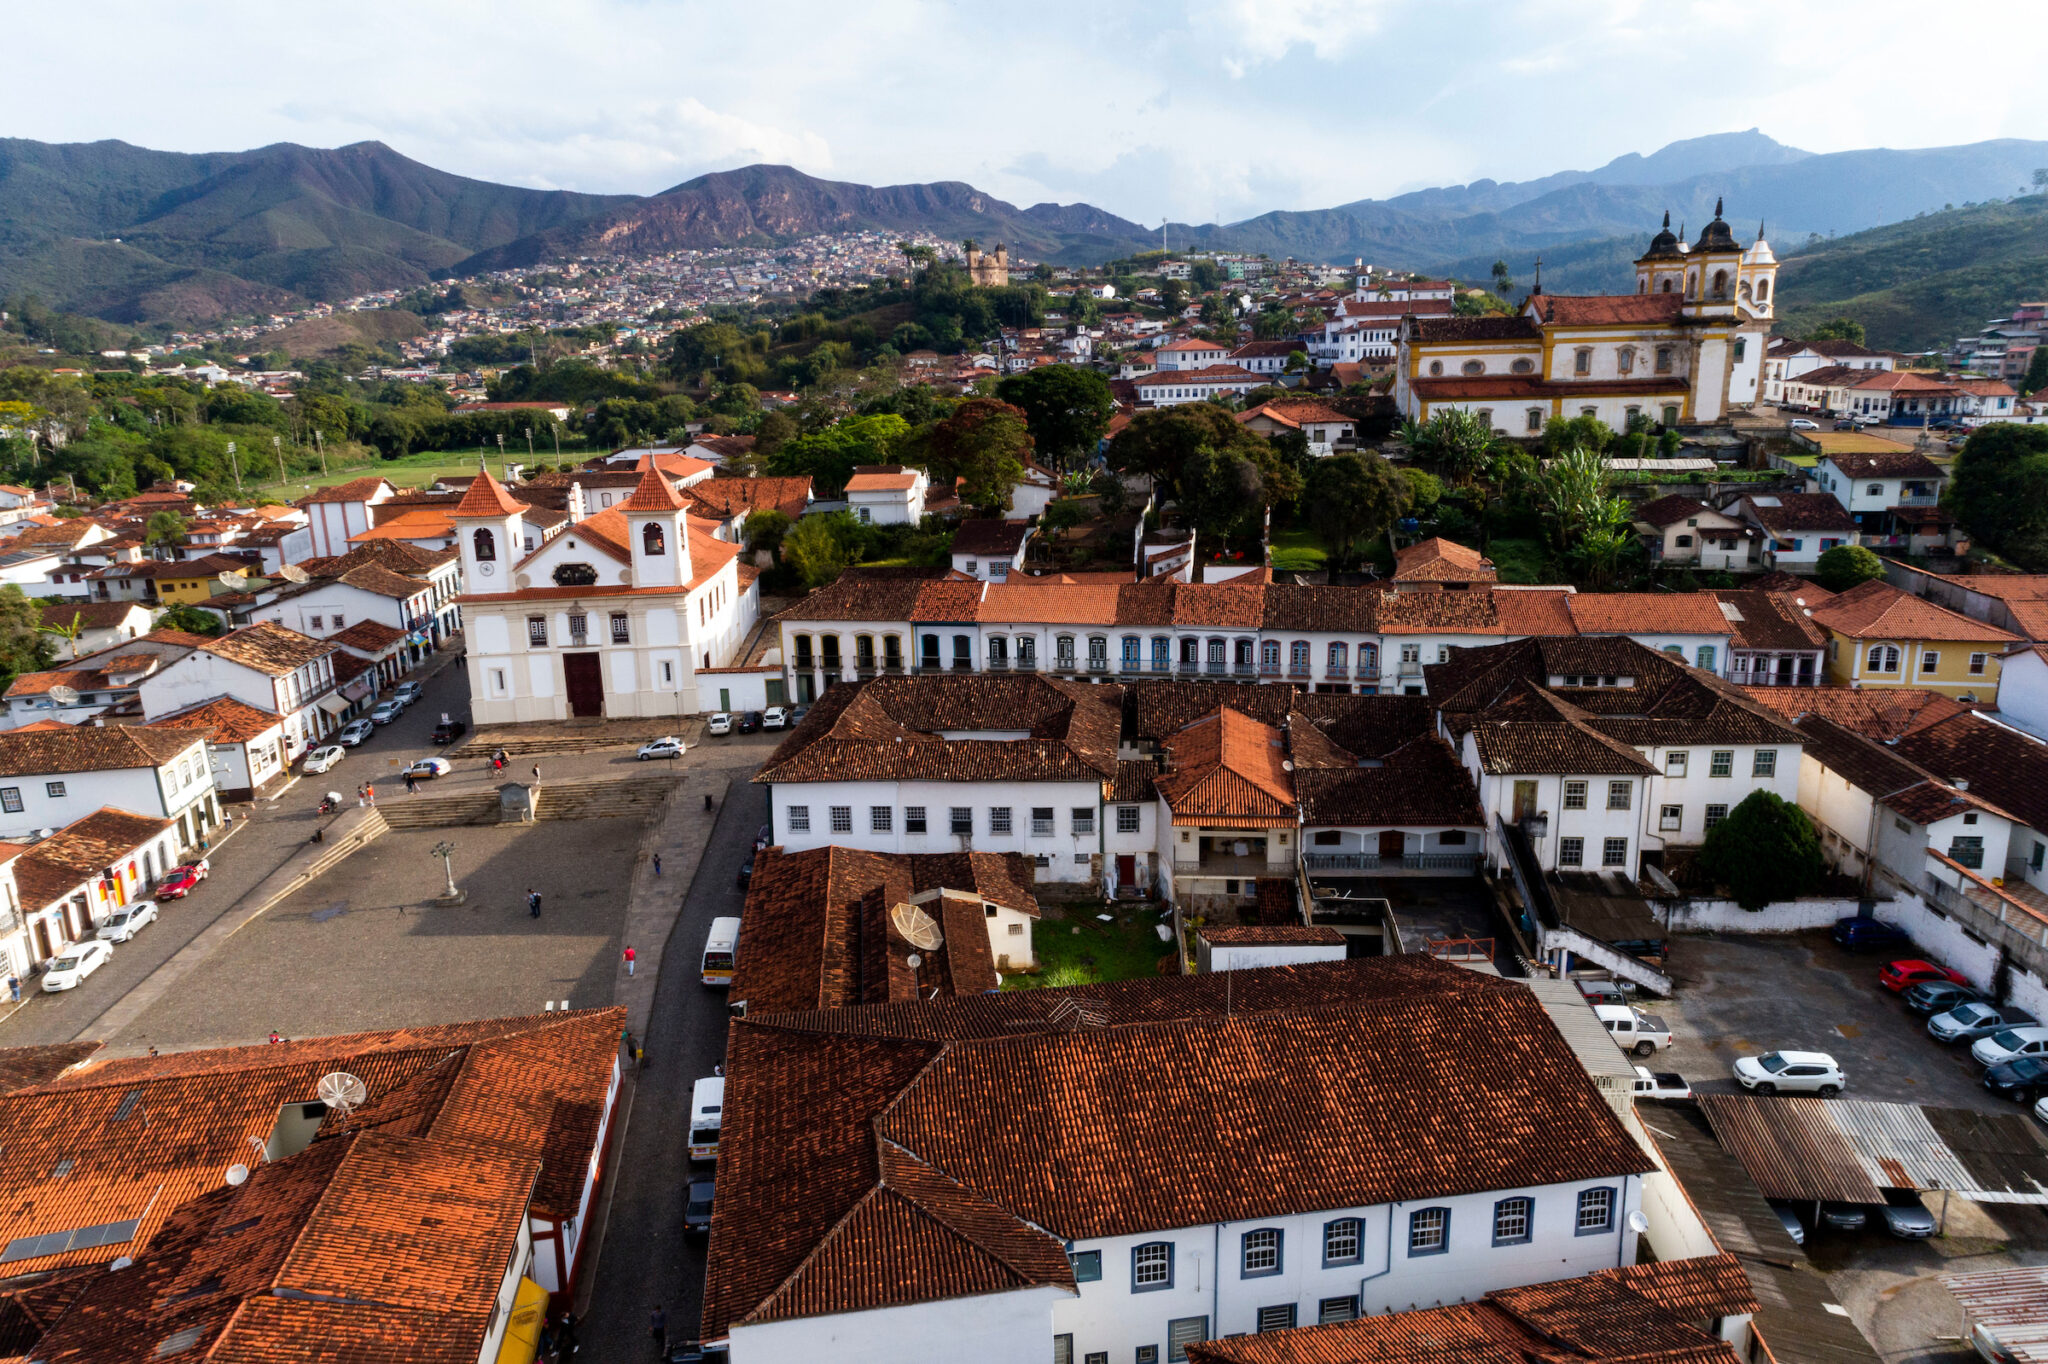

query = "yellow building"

[92,554,253,606]
[1810,579,2016,701]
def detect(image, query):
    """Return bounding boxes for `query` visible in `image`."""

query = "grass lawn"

[1268,526,1330,573]
[244,450,523,500]
[1005,901,1173,990]
[1485,537,1549,585]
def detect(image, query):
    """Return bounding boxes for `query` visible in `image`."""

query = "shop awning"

[315,694,352,717]
[492,1277,549,1364]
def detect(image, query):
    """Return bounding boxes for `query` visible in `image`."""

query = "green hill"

[1774,195,2048,351]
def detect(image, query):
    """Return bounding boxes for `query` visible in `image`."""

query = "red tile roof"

[296,477,392,507]
[448,472,530,518]
[1393,536,1495,583]
[1811,580,2018,643]
[1530,293,1687,327]
[145,696,283,745]
[619,464,686,512]
[1568,592,1732,636]
[1156,707,1298,825]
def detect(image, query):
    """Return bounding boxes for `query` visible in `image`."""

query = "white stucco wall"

[767,778,1106,883]
[729,1286,1070,1364]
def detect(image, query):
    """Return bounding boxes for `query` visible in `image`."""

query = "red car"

[157,861,210,899]
[1880,959,1968,993]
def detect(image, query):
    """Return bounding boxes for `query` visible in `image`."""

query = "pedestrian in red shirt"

[624,946,636,977]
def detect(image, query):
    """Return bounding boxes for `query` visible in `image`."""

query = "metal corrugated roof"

[1520,979,1636,1082]
[1943,1266,2048,1364]
[1699,1096,2048,1206]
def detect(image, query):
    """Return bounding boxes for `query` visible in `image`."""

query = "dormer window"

[472,528,495,562]
[643,522,666,556]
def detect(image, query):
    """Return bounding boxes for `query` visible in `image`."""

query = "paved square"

[110,820,645,1052]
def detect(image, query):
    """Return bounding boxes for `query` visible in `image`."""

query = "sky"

[11,0,2048,226]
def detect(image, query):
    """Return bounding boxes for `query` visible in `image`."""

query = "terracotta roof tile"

[448,472,529,518]
[619,464,686,512]
[327,619,408,653]
[1739,684,1965,740]
[145,696,283,745]
[199,622,339,676]
[1811,580,2018,643]
[1156,707,1297,824]
[0,724,199,778]
[297,477,392,506]
[1394,537,1496,583]
[1568,592,1732,636]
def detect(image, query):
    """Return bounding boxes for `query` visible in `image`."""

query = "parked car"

[41,941,113,991]
[1881,1189,1938,1239]
[1832,418,1859,431]
[431,719,467,745]
[737,851,756,890]
[158,861,210,899]
[1819,1203,1868,1231]
[1972,1026,2048,1068]
[1788,417,1820,430]
[705,712,733,736]
[1595,1004,1672,1057]
[302,744,346,775]
[1930,1002,2037,1043]
[1905,980,1987,1017]
[789,705,810,727]
[402,757,452,780]
[393,681,425,706]
[369,700,405,725]
[737,711,763,735]
[761,706,788,731]
[1880,959,1970,993]
[683,1178,716,1234]
[638,737,686,761]
[337,718,376,747]
[1767,1201,1807,1246]
[2033,1094,2048,1128]
[1733,1050,1845,1095]
[96,901,158,943]
[1983,1056,2048,1102]
[1577,979,1628,1007]
[1631,1066,1692,1100]
[1833,916,1911,952]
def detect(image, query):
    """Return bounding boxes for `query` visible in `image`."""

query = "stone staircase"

[534,776,682,821]
[375,790,505,829]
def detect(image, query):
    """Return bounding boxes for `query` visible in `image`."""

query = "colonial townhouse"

[1732,492,1858,573]
[1133,365,1265,407]
[452,469,757,722]
[845,465,929,525]
[1235,400,1356,454]
[702,956,1656,1364]
[87,554,254,607]
[9,806,185,967]
[1153,337,1230,371]
[298,476,397,557]
[1564,592,1736,675]
[1227,340,1299,375]
[1762,336,1893,405]
[950,519,1030,581]
[1390,536,1496,590]
[680,475,814,541]
[146,694,292,802]
[733,847,1041,1012]
[1813,446,1946,547]
[0,1010,623,1361]
[1,629,211,730]
[0,724,216,852]
[1395,205,1774,431]
[256,540,462,668]
[136,621,344,759]
[1713,588,1830,687]
[1881,706,2048,905]
[1810,580,2016,700]
[1428,637,1802,876]
[1630,495,1757,570]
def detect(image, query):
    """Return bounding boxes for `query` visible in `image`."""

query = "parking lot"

[1654,931,2014,1112]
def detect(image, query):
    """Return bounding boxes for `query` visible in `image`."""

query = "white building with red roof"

[451,468,759,723]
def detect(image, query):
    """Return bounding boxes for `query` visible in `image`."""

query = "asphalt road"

[580,764,766,1360]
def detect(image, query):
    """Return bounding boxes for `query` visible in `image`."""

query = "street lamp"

[430,840,462,902]
[227,441,242,496]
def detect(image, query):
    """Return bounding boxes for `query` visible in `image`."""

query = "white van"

[702,916,740,987]
[689,1075,726,1162]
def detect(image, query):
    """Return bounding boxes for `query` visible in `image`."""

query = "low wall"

[1652,897,1863,934]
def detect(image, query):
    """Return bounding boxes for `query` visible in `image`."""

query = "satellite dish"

[216,570,243,588]
[315,1071,368,1116]
[1627,1209,1649,1234]
[889,902,944,952]
[109,1256,134,1271]
[46,685,78,705]
[278,564,309,583]
[224,1164,249,1187]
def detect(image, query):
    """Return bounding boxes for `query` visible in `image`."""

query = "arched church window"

[1711,269,1728,299]
[1660,278,1673,294]
[643,522,666,556]
[472,528,495,562]
[1757,278,1770,302]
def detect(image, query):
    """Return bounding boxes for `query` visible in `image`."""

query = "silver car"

[1931,1002,2037,1043]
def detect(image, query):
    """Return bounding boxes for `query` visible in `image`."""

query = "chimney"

[1954,779,1969,792]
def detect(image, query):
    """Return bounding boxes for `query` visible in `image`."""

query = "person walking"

[652,852,661,876]
[532,763,542,783]
[6,975,18,1004]
[364,782,376,808]
[527,889,542,919]
[404,771,418,795]
[356,783,366,808]
[624,945,636,977]
[649,1306,667,1356]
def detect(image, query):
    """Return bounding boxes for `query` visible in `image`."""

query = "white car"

[97,901,158,943]
[1787,417,1820,430]
[402,757,452,780]
[1733,1050,1845,1095]
[1972,1026,2048,1068]
[42,941,113,991]
[2033,1094,2048,1127]
[394,681,425,706]
[1631,1066,1693,1100]
[337,718,376,747]
[302,744,346,774]
[369,700,404,725]
[638,737,686,760]
[705,712,733,736]
[761,706,789,731]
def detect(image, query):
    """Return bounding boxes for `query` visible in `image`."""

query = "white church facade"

[451,469,759,723]
[1394,201,1777,432]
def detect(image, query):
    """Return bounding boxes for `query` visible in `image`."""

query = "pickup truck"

[1596,1003,1674,1056]
[1632,1066,1693,1100]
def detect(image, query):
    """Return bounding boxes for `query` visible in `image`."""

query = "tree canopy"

[993,366,1114,471]
[1814,543,1887,593]
[1307,453,1411,564]
[923,399,1033,513]
[1949,423,2048,570]
[763,413,910,498]
[1697,791,1824,910]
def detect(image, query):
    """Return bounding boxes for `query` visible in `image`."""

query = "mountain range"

[5,130,2048,327]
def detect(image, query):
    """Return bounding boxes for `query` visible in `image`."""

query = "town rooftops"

[1714,590,1830,652]
[448,471,531,518]
[1567,591,1732,636]
[197,621,340,676]
[1236,399,1355,430]
[1633,494,1718,528]
[0,724,200,779]
[1820,445,1945,479]
[1187,1253,1754,1364]
[1156,707,1296,825]
[1890,710,2048,837]
[1393,536,1496,584]
[1157,337,1228,353]
[844,466,921,493]
[1411,315,1543,344]
[145,695,284,745]
[0,1009,623,1362]
[950,519,1029,557]
[1810,580,2019,644]
[1739,685,1967,741]
[682,475,812,522]
[1133,364,1265,387]
[12,808,176,908]
[1529,293,1688,328]
[297,476,393,506]
[734,847,1039,1012]
[703,955,1654,1340]
[93,554,252,581]
[1742,492,1857,534]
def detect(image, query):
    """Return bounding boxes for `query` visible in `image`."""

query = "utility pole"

[313,429,327,477]
[227,440,242,496]
[271,435,286,486]
[496,433,506,478]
